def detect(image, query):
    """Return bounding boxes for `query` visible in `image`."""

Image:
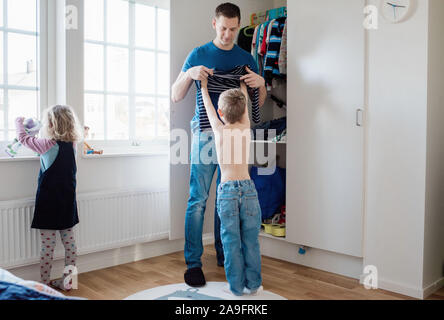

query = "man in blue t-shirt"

[172,3,267,287]
[171,3,266,288]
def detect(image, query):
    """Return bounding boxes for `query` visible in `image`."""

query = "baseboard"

[259,237,436,299]
[358,274,444,299]
[361,277,423,299]
[357,275,444,300]
[7,233,214,282]
[423,277,444,299]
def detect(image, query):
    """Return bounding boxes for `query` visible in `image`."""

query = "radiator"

[0,189,169,269]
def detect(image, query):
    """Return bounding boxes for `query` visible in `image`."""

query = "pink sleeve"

[15,119,56,155]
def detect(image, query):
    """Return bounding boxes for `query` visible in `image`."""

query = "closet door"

[286,0,365,257]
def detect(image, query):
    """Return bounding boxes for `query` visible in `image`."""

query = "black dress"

[31,141,79,230]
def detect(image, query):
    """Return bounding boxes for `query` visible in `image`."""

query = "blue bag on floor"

[250,166,286,220]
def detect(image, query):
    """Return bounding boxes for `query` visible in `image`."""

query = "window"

[84,0,170,142]
[0,0,40,142]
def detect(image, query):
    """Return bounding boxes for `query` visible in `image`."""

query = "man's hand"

[187,66,214,81]
[240,67,265,89]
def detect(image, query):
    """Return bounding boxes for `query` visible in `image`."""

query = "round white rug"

[124,282,286,300]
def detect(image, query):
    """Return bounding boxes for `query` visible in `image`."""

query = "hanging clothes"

[257,22,268,75]
[250,8,287,82]
[264,17,286,86]
[259,21,271,78]
[278,19,288,75]
[260,21,269,56]
[237,26,256,53]
[195,65,261,132]
[251,25,260,71]
[266,19,275,48]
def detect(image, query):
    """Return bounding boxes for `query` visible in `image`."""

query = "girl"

[15,105,82,291]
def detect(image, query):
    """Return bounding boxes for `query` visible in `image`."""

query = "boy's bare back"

[200,81,252,183]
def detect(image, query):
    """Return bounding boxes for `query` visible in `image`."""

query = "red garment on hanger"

[260,22,269,55]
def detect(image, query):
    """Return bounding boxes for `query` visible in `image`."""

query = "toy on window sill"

[83,126,103,155]
[5,118,42,157]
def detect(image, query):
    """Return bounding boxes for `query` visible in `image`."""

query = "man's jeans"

[184,121,224,269]
[217,180,262,296]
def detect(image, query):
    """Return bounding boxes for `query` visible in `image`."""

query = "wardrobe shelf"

[259,230,287,242]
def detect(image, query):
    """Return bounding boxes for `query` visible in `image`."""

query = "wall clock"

[380,0,412,23]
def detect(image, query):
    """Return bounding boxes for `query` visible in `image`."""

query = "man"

[171,2,267,287]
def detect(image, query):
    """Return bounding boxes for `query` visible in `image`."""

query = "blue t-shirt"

[182,41,259,125]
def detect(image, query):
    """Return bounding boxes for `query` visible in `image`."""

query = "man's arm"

[258,85,267,107]
[200,79,223,132]
[171,66,214,103]
[171,71,193,103]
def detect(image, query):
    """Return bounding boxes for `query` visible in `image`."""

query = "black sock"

[184,267,206,287]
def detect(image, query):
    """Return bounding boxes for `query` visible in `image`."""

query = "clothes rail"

[250,6,287,26]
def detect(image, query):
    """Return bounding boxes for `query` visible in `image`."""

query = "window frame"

[83,0,170,143]
[0,0,46,143]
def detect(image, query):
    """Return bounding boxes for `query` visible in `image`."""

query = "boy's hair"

[43,105,82,142]
[215,3,241,23]
[218,89,246,124]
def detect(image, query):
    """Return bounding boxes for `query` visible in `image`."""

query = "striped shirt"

[264,17,287,85]
[195,65,260,132]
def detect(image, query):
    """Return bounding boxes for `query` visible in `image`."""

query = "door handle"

[356,109,363,127]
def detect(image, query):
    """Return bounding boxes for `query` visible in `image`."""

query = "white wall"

[423,0,444,292]
[274,0,287,8]
[364,0,429,298]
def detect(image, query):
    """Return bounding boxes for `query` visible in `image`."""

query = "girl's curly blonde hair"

[42,105,82,142]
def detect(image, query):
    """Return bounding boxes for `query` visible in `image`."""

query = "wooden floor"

[63,245,444,300]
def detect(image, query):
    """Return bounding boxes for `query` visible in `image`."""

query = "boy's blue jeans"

[184,123,224,269]
[217,180,262,296]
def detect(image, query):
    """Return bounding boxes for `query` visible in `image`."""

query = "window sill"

[0,142,170,161]
[82,151,168,159]
[0,156,40,162]
[81,141,169,159]
[0,152,168,162]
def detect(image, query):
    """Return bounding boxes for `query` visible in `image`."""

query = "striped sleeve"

[197,65,261,132]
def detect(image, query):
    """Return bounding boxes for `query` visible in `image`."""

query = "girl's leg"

[50,228,77,290]
[39,230,57,284]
